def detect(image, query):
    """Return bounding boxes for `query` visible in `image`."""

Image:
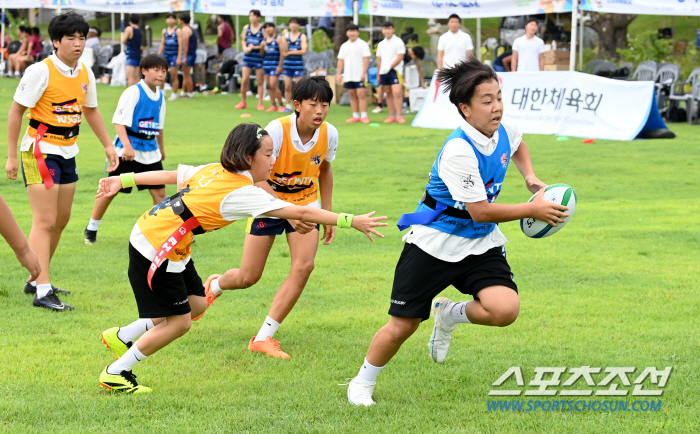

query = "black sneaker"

[84,227,97,244]
[33,290,74,311]
[24,283,71,295]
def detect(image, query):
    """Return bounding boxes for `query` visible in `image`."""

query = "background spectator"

[217,15,234,56]
[512,18,544,72]
[86,28,101,52]
[437,14,473,69]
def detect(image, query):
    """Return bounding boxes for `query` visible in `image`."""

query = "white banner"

[580,0,700,16]
[359,0,572,19]
[412,71,667,141]
[193,0,352,16]
[33,0,171,13]
[1,0,41,7]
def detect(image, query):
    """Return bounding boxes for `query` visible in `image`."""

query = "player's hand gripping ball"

[520,184,577,238]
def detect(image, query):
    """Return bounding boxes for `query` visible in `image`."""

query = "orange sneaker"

[360,117,370,124]
[257,103,265,111]
[384,116,396,123]
[248,336,290,359]
[397,116,407,124]
[193,274,222,321]
[266,105,278,112]
[234,101,246,109]
[278,106,286,113]
[346,117,360,123]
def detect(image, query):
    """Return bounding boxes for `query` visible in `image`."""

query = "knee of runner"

[388,319,420,341]
[492,305,519,327]
[173,317,192,336]
[292,260,314,277]
[240,271,263,288]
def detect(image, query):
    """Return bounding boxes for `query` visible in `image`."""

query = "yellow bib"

[26,58,89,147]
[137,164,252,262]
[268,116,328,205]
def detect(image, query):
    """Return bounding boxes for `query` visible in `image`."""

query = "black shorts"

[128,243,205,318]
[108,157,165,193]
[388,243,518,321]
[246,217,319,236]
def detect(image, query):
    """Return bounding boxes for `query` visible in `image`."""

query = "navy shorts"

[281,68,304,78]
[246,217,319,236]
[21,150,79,186]
[108,157,165,193]
[243,59,264,69]
[185,54,196,67]
[126,57,140,67]
[379,70,402,86]
[343,81,366,89]
[264,68,279,77]
[165,55,178,67]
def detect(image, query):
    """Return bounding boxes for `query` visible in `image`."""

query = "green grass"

[0,79,698,433]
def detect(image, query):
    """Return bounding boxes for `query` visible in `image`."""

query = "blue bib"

[243,26,264,63]
[399,125,511,238]
[163,28,179,57]
[115,82,163,152]
[283,34,304,71]
[263,36,280,69]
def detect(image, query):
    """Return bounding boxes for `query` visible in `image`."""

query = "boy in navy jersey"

[84,54,168,244]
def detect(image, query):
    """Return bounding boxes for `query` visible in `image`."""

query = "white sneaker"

[164,83,172,90]
[347,377,376,406]
[187,92,194,98]
[371,106,383,114]
[429,297,457,363]
[168,93,178,101]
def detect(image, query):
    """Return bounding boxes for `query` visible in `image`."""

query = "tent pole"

[579,14,585,71]
[1,8,5,72]
[111,12,115,45]
[353,0,358,25]
[476,17,481,61]
[120,12,125,53]
[236,15,240,50]
[190,0,194,25]
[569,0,578,71]
[307,16,312,52]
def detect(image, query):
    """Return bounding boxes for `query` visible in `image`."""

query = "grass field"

[0,78,698,433]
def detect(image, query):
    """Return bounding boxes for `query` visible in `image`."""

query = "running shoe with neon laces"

[384,116,396,123]
[257,103,265,111]
[99,368,152,394]
[396,116,407,124]
[84,227,97,244]
[235,101,247,109]
[33,290,74,311]
[266,105,278,112]
[101,327,131,359]
[429,297,457,363]
[346,117,360,123]
[24,283,70,295]
[192,274,222,321]
[248,336,290,359]
[360,117,370,124]
[347,377,376,406]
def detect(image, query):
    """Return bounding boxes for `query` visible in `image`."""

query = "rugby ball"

[520,184,577,238]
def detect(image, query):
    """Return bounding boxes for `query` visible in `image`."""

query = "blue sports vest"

[186,26,197,55]
[263,36,280,70]
[115,82,163,152]
[243,26,264,63]
[412,125,511,238]
[126,27,142,61]
[283,33,304,71]
[163,28,179,57]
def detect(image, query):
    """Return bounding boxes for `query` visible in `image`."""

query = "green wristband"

[120,172,136,189]
[337,213,354,229]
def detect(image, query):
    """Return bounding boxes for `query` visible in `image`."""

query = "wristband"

[120,172,136,188]
[337,213,354,229]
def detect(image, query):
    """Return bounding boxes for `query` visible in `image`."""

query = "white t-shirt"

[14,53,98,159]
[129,164,292,272]
[512,35,545,72]
[403,118,523,262]
[437,30,474,69]
[86,37,101,52]
[264,113,338,211]
[112,80,166,165]
[376,35,406,75]
[337,38,371,83]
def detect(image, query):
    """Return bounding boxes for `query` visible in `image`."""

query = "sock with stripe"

[107,342,147,374]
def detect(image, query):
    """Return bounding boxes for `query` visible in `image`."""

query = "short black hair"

[346,23,359,32]
[437,56,498,120]
[166,13,177,20]
[411,46,425,60]
[263,22,276,30]
[129,14,140,25]
[140,54,169,72]
[526,18,538,27]
[292,76,334,117]
[289,17,300,25]
[221,123,268,172]
[32,27,41,36]
[19,26,27,33]
[382,21,394,29]
[249,9,262,17]
[448,14,461,22]
[179,13,190,24]
[48,12,89,47]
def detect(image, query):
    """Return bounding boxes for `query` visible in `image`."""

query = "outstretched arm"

[96,170,178,198]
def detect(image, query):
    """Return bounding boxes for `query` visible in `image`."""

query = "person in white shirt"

[84,54,169,245]
[512,18,545,72]
[375,21,406,124]
[437,14,474,69]
[336,23,372,124]
[85,28,101,52]
[346,57,569,406]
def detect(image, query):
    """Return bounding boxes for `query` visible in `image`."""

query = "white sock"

[361,111,367,118]
[254,316,280,342]
[28,280,37,287]
[188,92,194,97]
[449,301,472,325]
[36,283,52,298]
[352,112,360,119]
[357,357,385,383]
[210,278,222,296]
[87,218,101,231]
[180,91,186,96]
[117,318,155,344]
[14,71,20,76]
[107,342,147,374]
[286,103,291,110]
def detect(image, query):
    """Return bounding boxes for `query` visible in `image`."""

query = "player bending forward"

[346,57,569,406]
[97,123,386,393]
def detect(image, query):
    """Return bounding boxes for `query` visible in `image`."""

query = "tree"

[334,16,352,53]
[584,12,637,59]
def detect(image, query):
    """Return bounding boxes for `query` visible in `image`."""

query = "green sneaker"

[99,367,152,394]
[101,327,130,359]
